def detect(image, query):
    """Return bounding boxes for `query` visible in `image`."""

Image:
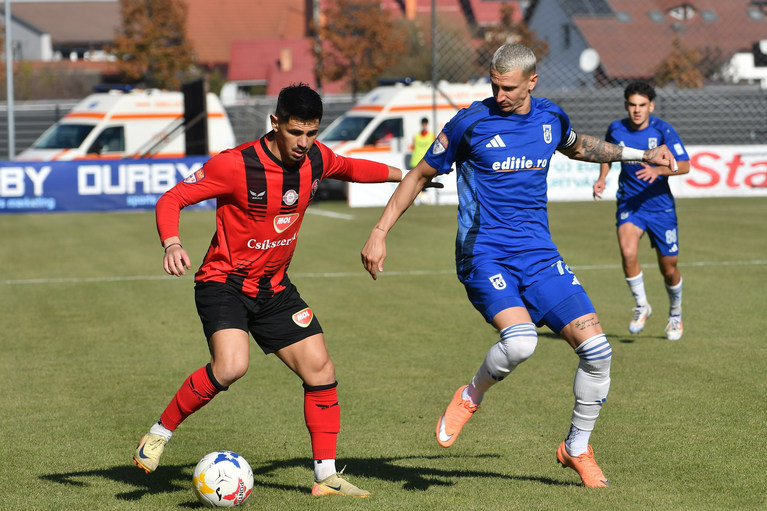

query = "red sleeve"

[317,143,390,183]
[155,150,239,244]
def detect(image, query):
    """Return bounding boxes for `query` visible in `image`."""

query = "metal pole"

[430,0,436,132]
[5,0,15,159]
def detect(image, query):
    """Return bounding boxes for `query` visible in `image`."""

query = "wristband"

[164,242,182,252]
[621,147,644,161]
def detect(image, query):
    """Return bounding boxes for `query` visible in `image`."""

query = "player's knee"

[487,323,538,378]
[576,334,612,375]
[211,358,248,387]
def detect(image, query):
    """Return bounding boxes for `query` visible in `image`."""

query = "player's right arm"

[361,159,440,280]
[160,235,191,277]
[593,163,612,200]
[155,151,235,277]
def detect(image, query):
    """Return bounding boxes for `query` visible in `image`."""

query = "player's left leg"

[276,334,369,498]
[540,277,611,487]
[648,210,683,340]
[523,260,611,486]
[557,315,611,487]
[658,253,683,340]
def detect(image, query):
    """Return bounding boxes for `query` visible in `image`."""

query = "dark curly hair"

[624,81,656,102]
[275,83,323,122]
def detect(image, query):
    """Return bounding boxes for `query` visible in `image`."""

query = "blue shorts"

[616,204,679,256]
[460,253,596,334]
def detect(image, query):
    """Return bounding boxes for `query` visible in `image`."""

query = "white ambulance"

[14,88,236,161]
[319,80,491,206]
[318,80,492,164]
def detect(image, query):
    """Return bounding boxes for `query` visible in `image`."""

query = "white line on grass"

[2,259,765,286]
[306,208,355,220]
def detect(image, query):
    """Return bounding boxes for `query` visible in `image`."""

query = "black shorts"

[194,281,323,354]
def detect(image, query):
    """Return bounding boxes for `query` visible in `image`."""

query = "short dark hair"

[624,81,656,102]
[275,83,323,123]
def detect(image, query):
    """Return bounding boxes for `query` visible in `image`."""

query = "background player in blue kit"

[361,44,675,487]
[593,82,690,341]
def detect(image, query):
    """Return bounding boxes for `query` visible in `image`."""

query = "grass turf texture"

[1,197,765,510]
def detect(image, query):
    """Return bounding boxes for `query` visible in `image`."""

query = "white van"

[15,89,236,161]
[318,80,491,164]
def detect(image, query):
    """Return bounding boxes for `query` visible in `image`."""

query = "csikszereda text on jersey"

[424,96,577,276]
[156,133,389,298]
[605,116,689,210]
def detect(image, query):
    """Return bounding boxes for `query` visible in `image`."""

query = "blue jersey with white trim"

[605,116,689,210]
[424,96,576,276]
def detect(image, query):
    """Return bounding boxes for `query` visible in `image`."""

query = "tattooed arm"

[559,133,675,168]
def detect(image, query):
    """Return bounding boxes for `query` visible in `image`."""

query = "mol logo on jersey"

[292,307,313,328]
[273,214,299,233]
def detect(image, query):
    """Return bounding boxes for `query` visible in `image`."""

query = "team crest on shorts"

[292,307,313,327]
[489,273,507,290]
[183,167,206,184]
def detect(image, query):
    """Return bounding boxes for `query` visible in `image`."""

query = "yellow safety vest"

[410,131,435,167]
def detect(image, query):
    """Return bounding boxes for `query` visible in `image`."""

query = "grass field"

[1,197,765,510]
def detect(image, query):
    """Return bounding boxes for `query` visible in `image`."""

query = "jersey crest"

[543,124,552,144]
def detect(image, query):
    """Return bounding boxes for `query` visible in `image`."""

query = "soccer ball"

[192,450,254,507]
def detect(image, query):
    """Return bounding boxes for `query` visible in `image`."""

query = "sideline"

[2,260,766,286]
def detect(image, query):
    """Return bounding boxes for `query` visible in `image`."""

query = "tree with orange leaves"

[315,0,408,97]
[112,0,198,90]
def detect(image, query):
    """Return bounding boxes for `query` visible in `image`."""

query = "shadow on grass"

[40,463,197,503]
[40,453,570,504]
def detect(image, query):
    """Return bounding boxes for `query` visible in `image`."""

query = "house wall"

[526,0,598,89]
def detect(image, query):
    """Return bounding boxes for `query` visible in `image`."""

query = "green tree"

[112,0,198,89]
[315,0,408,97]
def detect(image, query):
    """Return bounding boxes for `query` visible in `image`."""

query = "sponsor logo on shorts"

[292,307,313,327]
[183,168,206,184]
[273,214,299,233]
[489,273,507,290]
[620,211,629,220]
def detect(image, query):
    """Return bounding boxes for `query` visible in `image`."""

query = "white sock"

[565,424,590,457]
[626,272,648,306]
[569,335,612,456]
[149,420,173,441]
[314,459,337,481]
[666,278,682,317]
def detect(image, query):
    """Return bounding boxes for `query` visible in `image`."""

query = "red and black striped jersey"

[156,132,389,298]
